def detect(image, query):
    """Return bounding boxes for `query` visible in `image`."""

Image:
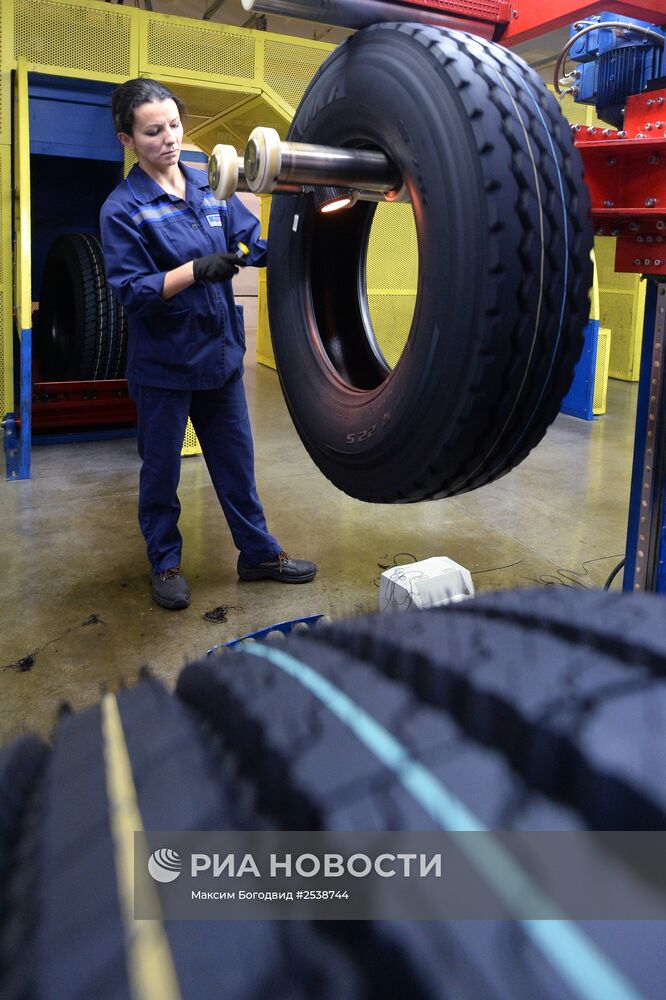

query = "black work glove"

[192,252,246,283]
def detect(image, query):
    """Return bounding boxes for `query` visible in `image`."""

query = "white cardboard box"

[379,556,474,613]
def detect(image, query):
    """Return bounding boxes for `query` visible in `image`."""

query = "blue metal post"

[3,327,32,481]
[623,280,666,591]
[19,327,32,480]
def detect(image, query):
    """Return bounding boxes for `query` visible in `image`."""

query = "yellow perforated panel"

[188,118,244,157]
[257,198,419,372]
[595,236,645,381]
[263,39,330,112]
[0,147,5,290]
[14,0,132,77]
[164,81,256,142]
[1,145,11,415]
[182,418,201,456]
[257,270,274,369]
[0,288,5,417]
[145,20,254,82]
[0,1,7,144]
[123,146,137,176]
[257,198,274,369]
[189,94,290,155]
[593,327,611,415]
[366,203,418,368]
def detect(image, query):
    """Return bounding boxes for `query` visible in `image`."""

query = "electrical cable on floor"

[603,558,625,591]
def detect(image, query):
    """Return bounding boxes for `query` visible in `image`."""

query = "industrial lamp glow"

[313,185,357,213]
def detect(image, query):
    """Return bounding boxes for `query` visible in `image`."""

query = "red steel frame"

[404,0,666,42]
[405,0,666,277]
[499,1,666,45]
[30,380,136,431]
[574,88,666,277]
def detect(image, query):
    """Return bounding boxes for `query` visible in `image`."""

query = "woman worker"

[100,79,316,610]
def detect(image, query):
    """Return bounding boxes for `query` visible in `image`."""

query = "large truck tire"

[37,233,127,381]
[266,23,594,502]
[1,589,664,998]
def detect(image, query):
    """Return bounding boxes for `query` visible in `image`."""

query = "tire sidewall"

[268,29,501,488]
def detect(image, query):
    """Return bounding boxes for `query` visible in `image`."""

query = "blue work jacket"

[100,162,267,389]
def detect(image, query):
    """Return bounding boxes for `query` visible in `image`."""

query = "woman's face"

[119,98,183,170]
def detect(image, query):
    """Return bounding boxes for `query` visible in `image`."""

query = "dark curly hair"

[111,78,186,136]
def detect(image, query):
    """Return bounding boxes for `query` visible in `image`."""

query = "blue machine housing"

[569,11,666,127]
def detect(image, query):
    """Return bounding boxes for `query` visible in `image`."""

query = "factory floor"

[0,332,638,745]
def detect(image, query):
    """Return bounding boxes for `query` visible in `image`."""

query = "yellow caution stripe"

[101,694,182,1000]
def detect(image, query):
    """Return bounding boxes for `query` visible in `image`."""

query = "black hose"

[603,558,625,592]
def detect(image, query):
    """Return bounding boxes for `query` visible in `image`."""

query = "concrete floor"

[0,336,638,744]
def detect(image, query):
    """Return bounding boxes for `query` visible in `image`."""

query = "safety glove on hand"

[192,252,246,283]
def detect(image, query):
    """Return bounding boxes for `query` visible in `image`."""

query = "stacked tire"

[36,233,127,381]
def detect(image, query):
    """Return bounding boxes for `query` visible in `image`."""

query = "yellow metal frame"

[0,1,13,418]
[0,144,12,417]
[0,0,334,457]
[12,0,138,82]
[256,196,273,369]
[13,57,31,335]
[0,0,14,146]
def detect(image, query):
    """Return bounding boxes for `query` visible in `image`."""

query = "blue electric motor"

[569,10,666,127]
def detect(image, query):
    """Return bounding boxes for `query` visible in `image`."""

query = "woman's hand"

[193,252,246,283]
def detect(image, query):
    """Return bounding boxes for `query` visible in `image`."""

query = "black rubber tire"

[37,233,127,381]
[177,588,666,999]
[267,23,594,502]
[0,736,49,1000]
[0,676,367,1000]
[3,589,665,999]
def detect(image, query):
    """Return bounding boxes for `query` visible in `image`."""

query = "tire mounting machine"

[225,0,666,595]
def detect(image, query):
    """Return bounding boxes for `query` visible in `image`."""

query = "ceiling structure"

[102,0,570,81]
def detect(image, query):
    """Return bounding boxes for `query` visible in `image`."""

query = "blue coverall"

[100,161,281,573]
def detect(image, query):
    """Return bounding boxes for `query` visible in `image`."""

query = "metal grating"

[398,0,506,19]
[366,202,418,368]
[222,97,290,146]
[182,418,200,456]
[168,82,252,121]
[596,236,646,381]
[263,39,330,112]
[256,199,274,369]
[188,119,244,156]
[0,144,10,417]
[192,95,290,155]
[146,21,254,80]
[123,146,137,176]
[14,0,132,76]
[0,146,4,288]
[0,2,4,144]
[0,288,5,419]
[593,327,611,415]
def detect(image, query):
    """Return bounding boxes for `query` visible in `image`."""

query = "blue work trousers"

[130,376,281,573]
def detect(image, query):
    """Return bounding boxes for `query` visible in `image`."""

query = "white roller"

[244,127,283,194]
[208,144,241,201]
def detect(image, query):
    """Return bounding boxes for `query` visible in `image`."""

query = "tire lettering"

[346,424,376,444]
